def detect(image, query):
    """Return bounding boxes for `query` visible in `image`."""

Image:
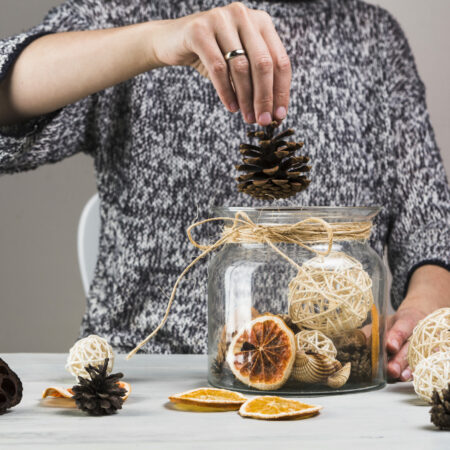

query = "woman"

[0,0,449,381]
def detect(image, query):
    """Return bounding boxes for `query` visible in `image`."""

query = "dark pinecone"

[72,358,126,416]
[334,331,371,382]
[236,121,311,200]
[277,314,300,335]
[0,358,23,414]
[430,384,450,430]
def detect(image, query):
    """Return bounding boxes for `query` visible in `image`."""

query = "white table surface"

[0,353,447,449]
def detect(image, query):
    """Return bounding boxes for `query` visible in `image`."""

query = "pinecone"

[72,358,126,416]
[0,358,23,414]
[236,121,311,200]
[430,384,450,430]
[277,314,300,335]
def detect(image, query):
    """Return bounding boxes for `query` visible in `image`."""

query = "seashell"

[333,329,367,350]
[327,362,351,389]
[291,352,342,384]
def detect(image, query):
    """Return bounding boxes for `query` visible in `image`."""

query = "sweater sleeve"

[0,0,101,174]
[380,11,450,309]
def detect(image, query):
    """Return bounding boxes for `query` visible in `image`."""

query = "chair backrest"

[77,193,100,296]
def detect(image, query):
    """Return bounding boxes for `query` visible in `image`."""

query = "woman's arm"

[386,265,450,381]
[0,3,291,126]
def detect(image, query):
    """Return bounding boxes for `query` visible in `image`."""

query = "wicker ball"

[66,335,115,379]
[288,252,373,336]
[412,351,450,403]
[295,329,337,360]
[407,308,450,370]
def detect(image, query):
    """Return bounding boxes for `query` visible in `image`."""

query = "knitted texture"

[0,0,449,354]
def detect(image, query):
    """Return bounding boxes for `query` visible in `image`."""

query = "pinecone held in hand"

[236,121,311,200]
[72,358,126,416]
[430,384,450,430]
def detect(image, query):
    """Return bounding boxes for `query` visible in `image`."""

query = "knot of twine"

[127,211,372,359]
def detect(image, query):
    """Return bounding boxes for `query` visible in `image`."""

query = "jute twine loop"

[127,211,371,359]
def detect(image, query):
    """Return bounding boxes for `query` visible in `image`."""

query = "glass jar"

[207,206,387,395]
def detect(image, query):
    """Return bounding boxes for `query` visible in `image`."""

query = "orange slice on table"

[169,388,247,411]
[42,381,131,407]
[226,315,296,390]
[239,396,323,420]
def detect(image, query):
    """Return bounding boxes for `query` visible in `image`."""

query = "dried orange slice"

[239,396,323,420]
[42,381,131,406]
[226,315,296,390]
[169,388,247,411]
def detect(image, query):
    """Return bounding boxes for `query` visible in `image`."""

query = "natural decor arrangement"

[42,335,131,415]
[125,121,381,396]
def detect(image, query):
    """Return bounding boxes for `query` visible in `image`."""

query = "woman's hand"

[386,265,450,381]
[151,2,291,125]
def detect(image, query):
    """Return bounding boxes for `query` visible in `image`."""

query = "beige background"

[0,0,449,352]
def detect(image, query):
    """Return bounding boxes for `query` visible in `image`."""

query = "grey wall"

[0,0,449,352]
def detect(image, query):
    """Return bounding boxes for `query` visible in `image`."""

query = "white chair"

[77,193,100,296]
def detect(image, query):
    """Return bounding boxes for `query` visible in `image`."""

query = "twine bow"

[126,212,338,359]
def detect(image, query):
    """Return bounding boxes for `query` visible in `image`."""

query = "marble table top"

[0,353,446,449]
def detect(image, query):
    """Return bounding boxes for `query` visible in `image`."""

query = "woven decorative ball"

[412,351,450,403]
[66,335,115,379]
[288,252,373,336]
[407,307,450,371]
[295,329,337,360]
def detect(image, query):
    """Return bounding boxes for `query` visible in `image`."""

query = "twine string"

[127,211,371,359]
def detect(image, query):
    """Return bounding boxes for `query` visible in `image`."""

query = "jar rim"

[212,206,381,222]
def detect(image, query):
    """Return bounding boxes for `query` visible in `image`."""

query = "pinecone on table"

[0,358,23,414]
[72,358,126,416]
[236,121,311,200]
[430,384,450,430]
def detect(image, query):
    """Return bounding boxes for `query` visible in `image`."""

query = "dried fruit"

[226,316,295,390]
[169,388,247,411]
[239,396,322,420]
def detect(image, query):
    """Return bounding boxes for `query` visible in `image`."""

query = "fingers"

[188,23,238,113]
[387,341,411,381]
[237,19,274,125]
[215,23,255,123]
[258,12,291,121]
[386,310,419,355]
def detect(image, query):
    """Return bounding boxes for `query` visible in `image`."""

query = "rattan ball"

[66,335,115,379]
[407,307,450,371]
[288,252,373,336]
[412,351,450,403]
[295,329,337,359]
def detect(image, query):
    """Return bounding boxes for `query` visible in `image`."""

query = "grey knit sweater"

[1,0,449,354]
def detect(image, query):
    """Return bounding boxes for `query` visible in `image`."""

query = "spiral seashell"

[327,362,351,389]
[291,352,342,384]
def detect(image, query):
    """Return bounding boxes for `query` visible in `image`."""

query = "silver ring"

[224,49,246,61]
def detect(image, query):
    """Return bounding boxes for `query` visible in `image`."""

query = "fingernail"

[258,112,272,126]
[389,339,400,353]
[401,368,412,381]
[246,112,256,123]
[390,362,401,378]
[229,102,239,113]
[275,106,286,120]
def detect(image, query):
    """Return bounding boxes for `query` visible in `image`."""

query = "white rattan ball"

[407,307,450,370]
[66,335,115,379]
[412,351,450,403]
[295,329,337,360]
[288,252,373,336]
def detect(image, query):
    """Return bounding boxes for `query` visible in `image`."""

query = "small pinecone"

[72,358,126,416]
[430,384,450,430]
[277,314,300,335]
[336,343,371,382]
[236,121,311,200]
[0,358,23,414]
